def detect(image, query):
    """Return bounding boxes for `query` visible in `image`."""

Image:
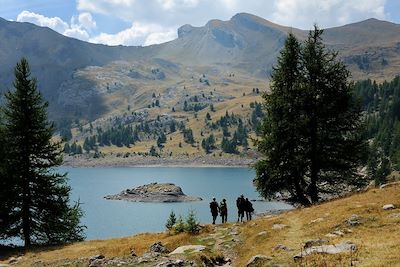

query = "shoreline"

[62,154,257,168]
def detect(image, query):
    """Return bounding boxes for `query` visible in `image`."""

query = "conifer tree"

[255,28,366,205]
[165,211,177,230]
[1,58,85,246]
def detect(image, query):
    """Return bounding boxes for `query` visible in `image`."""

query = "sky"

[0,0,400,46]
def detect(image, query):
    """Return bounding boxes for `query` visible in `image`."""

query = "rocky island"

[104,182,202,202]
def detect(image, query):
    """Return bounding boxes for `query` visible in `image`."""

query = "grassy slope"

[2,184,399,266]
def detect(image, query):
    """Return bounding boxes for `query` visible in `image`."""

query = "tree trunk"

[294,179,311,206]
[309,115,319,203]
[22,174,31,247]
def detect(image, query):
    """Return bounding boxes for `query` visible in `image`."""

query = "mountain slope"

[1,14,400,123]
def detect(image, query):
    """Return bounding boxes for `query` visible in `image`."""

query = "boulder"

[257,231,268,236]
[157,259,186,267]
[383,204,395,210]
[273,244,291,251]
[150,242,169,253]
[346,214,362,226]
[169,245,206,255]
[272,224,287,230]
[246,255,273,267]
[380,181,400,189]
[89,255,105,262]
[304,239,328,248]
[294,241,357,259]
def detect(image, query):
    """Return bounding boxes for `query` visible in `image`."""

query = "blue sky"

[1,0,399,46]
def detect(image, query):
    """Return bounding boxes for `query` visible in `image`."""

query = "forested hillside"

[354,76,400,181]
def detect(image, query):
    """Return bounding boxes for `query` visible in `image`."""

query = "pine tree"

[165,211,177,230]
[0,114,15,241]
[185,210,200,234]
[255,28,367,205]
[63,143,71,154]
[1,58,85,246]
[173,215,185,233]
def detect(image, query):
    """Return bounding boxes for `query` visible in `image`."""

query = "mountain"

[1,14,400,124]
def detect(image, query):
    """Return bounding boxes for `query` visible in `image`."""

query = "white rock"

[169,245,206,255]
[310,218,324,224]
[272,224,287,230]
[294,241,357,259]
[383,204,395,210]
[257,231,268,236]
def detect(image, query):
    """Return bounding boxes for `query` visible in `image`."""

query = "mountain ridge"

[0,13,400,122]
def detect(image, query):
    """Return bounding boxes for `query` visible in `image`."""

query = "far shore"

[62,154,258,168]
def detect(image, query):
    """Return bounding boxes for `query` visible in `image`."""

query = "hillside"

[1,14,400,122]
[1,14,400,160]
[1,182,399,266]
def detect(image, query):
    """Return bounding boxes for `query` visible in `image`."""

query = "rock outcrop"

[105,182,202,202]
[294,241,357,259]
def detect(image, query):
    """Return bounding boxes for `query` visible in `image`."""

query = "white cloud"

[16,10,99,41]
[64,27,90,40]
[89,22,177,46]
[78,12,96,30]
[17,10,69,33]
[272,0,387,29]
[77,0,387,30]
[15,1,389,46]
[144,30,177,46]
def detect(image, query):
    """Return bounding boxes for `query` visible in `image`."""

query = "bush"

[168,211,201,235]
[173,215,186,233]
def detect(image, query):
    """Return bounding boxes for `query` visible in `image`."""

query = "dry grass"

[236,184,400,266]
[3,185,399,266]
[1,232,198,267]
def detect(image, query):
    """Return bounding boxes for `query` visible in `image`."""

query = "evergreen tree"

[201,134,216,153]
[182,127,195,144]
[165,210,177,230]
[1,58,85,246]
[0,114,15,241]
[63,143,71,154]
[255,28,366,205]
[221,137,238,154]
[157,132,167,148]
[185,210,200,234]
[169,120,176,133]
[210,104,215,112]
[149,145,158,157]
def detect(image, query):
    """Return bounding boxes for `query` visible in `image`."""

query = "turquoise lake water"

[62,167,292,240]
[2,167,292,244]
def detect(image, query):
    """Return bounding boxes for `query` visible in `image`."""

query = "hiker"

[245,198,254,221]
[236,194,245,222]
[210,197,219,224]
[219,198,228,223]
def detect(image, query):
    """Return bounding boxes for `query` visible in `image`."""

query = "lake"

[62,167,291,240]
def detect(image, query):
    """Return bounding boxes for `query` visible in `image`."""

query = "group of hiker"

[209,194,254,224]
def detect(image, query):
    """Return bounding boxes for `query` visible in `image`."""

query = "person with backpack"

[244,198,254,221]
[236,194,245,222]
[219,198,228,223]
[209,197,219,224]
